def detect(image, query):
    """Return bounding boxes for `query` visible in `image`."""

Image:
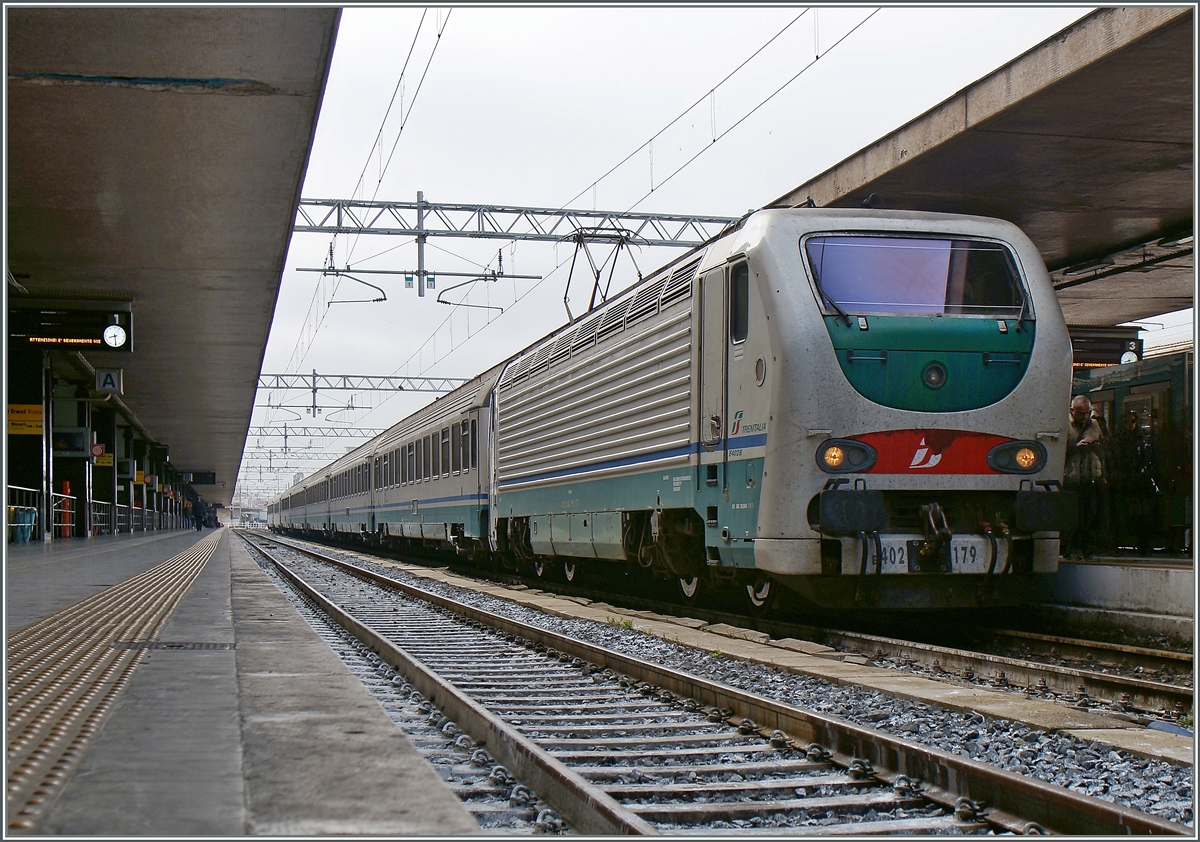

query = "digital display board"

[9,304,132,352]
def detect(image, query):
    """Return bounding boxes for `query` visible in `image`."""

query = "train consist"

[269,208,1077,611]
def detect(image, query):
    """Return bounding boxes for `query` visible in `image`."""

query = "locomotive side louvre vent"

[111,641,236,650]
[660,257,701,309]
[626,279,667,327]
[501,254,702,394]
[548,332,574,368]
[508,353,537,387]
[597,299,634,342]
[570,313,602,354]
[529,341,555,376]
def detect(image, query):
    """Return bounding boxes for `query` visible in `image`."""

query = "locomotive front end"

[751,210,1074,610]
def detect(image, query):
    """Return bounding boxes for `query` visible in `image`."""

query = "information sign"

[7,404,43,435]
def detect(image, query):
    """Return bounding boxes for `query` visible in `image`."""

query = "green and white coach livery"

[271,207,1075,612]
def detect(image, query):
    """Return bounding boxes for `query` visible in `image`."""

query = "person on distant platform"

[195,501,205,531]
[1063,395,1103,557]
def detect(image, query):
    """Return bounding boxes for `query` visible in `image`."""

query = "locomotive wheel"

[678,575,701,601]
[744,576,774,611]
[532,558,547,578]
[563,560,578,582]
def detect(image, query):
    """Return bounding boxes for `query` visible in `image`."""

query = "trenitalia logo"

[909,438,942,469]
[729,411,766,437]
[847,430,1014,474]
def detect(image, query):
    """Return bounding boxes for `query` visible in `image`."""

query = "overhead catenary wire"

[248,7,882,485]
[359,8,881,404]
[280,10,452,383]
[620,9,880,212]
[348,9,821,409]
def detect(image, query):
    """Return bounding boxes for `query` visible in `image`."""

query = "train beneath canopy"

[268,208,1078,612]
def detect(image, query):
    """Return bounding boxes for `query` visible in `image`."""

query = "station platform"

[1037,553,1194,644]
[5,528,479,836]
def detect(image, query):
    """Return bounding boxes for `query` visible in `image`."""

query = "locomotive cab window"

[729,262,749,343]
[804,235,1027,318]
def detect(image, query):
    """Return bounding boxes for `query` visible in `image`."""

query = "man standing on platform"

[1064,395,1103,557]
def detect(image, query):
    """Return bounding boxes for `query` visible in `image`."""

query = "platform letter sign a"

[96,369,124,394]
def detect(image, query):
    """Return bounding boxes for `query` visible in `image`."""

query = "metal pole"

[417,190,426,298]
[42,351,53,543]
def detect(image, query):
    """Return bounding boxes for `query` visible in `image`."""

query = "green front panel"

[824,316,1034,412]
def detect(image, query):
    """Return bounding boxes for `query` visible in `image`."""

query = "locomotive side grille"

[597,299,633,342]
[548,332,574,369]
[660,257,701,309]
[625,279,666,326]
[498,308,692,486]
[499,255,703,394]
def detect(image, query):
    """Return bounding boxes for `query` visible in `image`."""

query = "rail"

[90,500,113,536]
[51,493,76,539]
[116,504,130,533]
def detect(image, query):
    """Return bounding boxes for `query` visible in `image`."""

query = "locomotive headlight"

[986,441,1047,474]
[823,446,845,468]
[1015,447,1038,469]
[817,439,877,473]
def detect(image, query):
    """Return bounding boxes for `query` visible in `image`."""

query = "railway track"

[792,625,1193,721]
[241,531,1187,835]
[291,531,1194,722]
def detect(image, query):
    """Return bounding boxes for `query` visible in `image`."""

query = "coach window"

[730,262,749,344]
[424,435,432,480]
[451,424,462,472]
[408,443,416,484]
[431,433,440,477]
[459,421,469,472]
[470,419,478,469]
[441,428,451,476]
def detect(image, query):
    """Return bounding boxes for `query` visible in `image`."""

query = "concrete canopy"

[6,8,340,506]
[770,7,1194,327]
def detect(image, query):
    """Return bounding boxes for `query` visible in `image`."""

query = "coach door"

[700,267,727,485]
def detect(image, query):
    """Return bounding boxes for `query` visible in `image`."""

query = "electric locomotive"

[270,208,1076,612]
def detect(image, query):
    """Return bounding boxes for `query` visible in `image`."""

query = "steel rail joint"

[258,544,657,836]
[261,537,1188,836]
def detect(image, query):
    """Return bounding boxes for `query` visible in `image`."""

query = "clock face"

[1120,351,1138,365]
[103,324,127,348]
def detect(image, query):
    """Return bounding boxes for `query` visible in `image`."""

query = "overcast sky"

[241,4,1184,499]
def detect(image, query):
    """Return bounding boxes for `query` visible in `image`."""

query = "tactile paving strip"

[5,532,222,833]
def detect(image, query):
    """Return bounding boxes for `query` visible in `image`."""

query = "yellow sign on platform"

[135,470,145,484]
[95,454,114,467]
[7,404,43,435]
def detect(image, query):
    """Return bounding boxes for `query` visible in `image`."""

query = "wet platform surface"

[5,528,479,836]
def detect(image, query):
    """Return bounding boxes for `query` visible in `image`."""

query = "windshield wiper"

[1015,293,1027,332]
[821,290,852,327]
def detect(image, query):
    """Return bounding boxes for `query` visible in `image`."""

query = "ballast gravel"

[316,547,1195,828]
